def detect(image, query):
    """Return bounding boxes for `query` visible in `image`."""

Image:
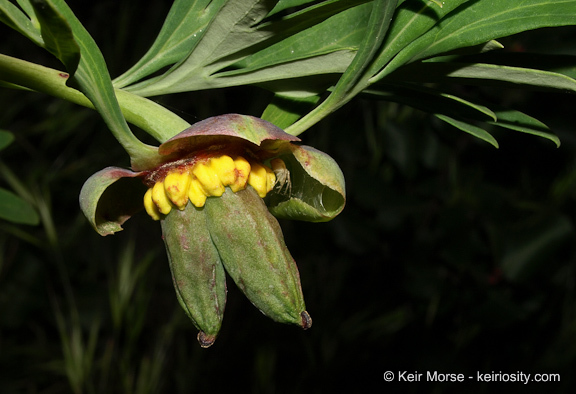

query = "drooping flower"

[80,114,345,347]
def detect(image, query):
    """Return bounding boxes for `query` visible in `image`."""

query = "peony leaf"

[0,187,39,225]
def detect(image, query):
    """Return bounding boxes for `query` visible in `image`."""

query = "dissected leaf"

[125,0,368,96]
[37,0,159,170]
[0,0,43,45]
[384,0,576,75]
[229,2,371,75]
[371,0,472,81]
[31,0,79,72]
[113,0,227,88]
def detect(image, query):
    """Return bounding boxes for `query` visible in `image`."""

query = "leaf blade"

[0,187,39,225]
[382,0,576,77]
[435,114,499,148]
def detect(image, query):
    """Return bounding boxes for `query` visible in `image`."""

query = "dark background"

[1,1,576,393]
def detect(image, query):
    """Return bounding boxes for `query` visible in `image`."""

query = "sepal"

[79,166,145,236]
[267,145,345,222]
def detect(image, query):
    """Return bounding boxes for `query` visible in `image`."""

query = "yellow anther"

[231,156,251,192]
[188,177,208,207]
[143,188,162,220]
[266,167,276,194]
[192,161,225,197]
[248,162,275,198]
[210,155,237,187]
[152,181,173,215]
[164,171,192,210]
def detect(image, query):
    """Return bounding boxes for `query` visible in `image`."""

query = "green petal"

[79,167,145,236]
[158,114,300,157]
[267,145,346,222]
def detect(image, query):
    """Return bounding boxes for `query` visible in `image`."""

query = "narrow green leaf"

[261,93,321,129]
[113,0,227,88]
[286,0,399,135]
[0,0,43,46]
[266,0,317,18]
[331,0,397,97]
[435,114,499,148]
[0,130,14,151]
[446,52,576,81]
[383,0,576,76]
[228,2,371,75]
[128,49,354,95]
[364,83,497,122]
[387,61,576,93]
[489,109,560,147]
[31,0,80,72]
[369,0,471,82]
[0,187,39,225]
[126,0,367,96]
[15,0,38,21]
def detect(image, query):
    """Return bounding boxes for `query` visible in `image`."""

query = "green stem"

[0,54,191,144]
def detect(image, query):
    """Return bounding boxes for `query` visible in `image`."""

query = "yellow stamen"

[143,155,279,219]
[152,181,173,215]
[188,177,208,207]
[210,155,237,187]
[231,156,250,192]
[193,161,225,197]
[143,188,162,220]
[248,162,275,198]
[164,171,192,210]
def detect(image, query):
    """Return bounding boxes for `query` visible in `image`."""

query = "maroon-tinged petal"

[79,166,145,236]
[158,114,300,157]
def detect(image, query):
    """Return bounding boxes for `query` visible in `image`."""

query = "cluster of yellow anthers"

[144,155,284,220]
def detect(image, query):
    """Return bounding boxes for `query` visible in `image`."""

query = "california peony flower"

[80,114,345,347]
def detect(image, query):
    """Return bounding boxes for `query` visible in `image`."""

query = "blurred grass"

[1,1,576,393]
